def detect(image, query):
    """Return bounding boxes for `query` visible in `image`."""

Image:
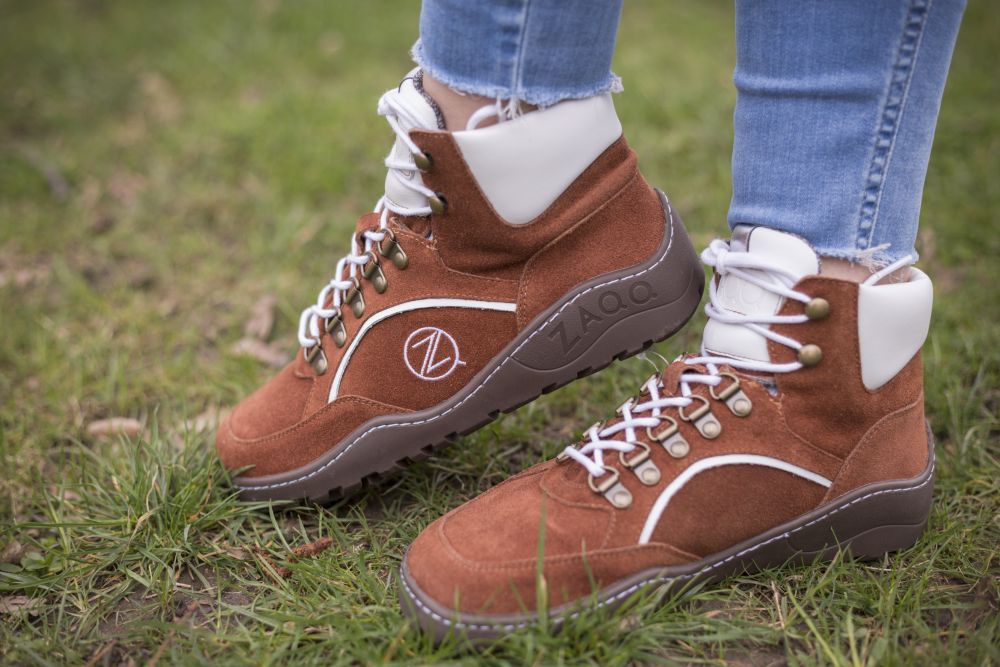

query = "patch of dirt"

[98,564,255,639]
[97,590,152,637]
[0,251,52,289]
[723,645,788,667]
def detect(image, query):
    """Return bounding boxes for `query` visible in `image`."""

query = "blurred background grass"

[0,1,997,664]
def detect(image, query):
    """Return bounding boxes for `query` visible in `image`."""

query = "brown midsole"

[399,428,936,641]
[234,190,704,502]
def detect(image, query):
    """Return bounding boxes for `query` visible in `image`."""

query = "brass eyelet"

[324,311,347,348]
[678,395,711,423]
[709,372,741,401]
[709,372,752,417]
[377,229,408,269]
[680,395,722,439]
[805,297,831,320]
[413,150,433,172]
[377,228,397,257]
[619,442,651,469]
[587,465,620,494]
[362,252,388,294]
[646,416,679,443]
[587,466,631,509]
[619,443,660,486]
[345,277,365,318]
[798,344,823,367]
[633,460,661,486]
[428,193,448,215]
[304,342,327,375]
[665,436,690,458]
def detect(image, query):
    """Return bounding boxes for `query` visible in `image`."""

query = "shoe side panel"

[516,172,666,328]
[823,387,929,501]
[770,277,926,460]
[415,132,639,279]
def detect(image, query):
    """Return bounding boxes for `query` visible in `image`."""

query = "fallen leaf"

[231,337,288,368]
[222,545,250,561]
[290,537,333,560]
[0,595,43,615]
[1,540,25,565]
[86,417,143,439]
[179,406,229,434]
[243,294,277,340]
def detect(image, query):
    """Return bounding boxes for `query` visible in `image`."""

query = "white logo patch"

[404,327,466,381]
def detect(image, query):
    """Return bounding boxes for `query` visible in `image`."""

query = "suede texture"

[413,134,642,281]
[218,395,404,477]
[218,129,670,481]
[653,466,828,557]
[768,277,928,468]
[338,308,517,411]
[404,276,930,616]
[823,396,927,502]
[517,173,665,327]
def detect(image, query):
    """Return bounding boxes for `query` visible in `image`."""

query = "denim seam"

[855,0,932,253]
[509,0,531,106]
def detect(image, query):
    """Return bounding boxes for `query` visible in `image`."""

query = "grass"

[1,0,997,664]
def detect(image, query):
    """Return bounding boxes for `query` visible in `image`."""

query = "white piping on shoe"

[637,455,831,544]
[327,298,516,402]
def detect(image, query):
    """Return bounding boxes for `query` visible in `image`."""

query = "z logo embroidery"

[404,327,466,381]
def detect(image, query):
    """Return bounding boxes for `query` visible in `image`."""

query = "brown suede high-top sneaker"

[216,71,705,501]
[400,226,935,640]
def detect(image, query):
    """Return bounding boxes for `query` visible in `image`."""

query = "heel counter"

[516,172,670,327]
[824,394,929,502]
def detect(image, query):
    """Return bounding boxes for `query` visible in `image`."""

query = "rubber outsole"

[234,190,705,502]
[399,428,937,642]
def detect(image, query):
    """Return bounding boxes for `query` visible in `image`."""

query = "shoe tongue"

[383,69,445,213]
[701,226,819,363]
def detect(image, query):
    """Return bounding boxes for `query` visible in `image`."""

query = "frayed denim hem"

[411,40,623,109]
[813,246,918,268]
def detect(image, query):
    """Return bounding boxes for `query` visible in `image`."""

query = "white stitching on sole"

[236,197,678,491]
[401,457,935,632]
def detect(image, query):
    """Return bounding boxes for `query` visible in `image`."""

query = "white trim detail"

[857,268,932,391]
[637,455,832,545]
[328,298,516,402]
[452,94,622,225]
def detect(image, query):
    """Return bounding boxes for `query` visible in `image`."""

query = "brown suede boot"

[216,71,705,501]
[400,226,935,640]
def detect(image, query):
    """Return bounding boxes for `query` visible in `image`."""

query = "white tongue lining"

[382,69,444,212]
[701,226,819,363]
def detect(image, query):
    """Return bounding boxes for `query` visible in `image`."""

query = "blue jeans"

[413,0,965,263]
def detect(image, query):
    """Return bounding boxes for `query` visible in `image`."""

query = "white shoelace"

[295,87,509,351]
[296,88,440,350]
[562,239,915,480]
